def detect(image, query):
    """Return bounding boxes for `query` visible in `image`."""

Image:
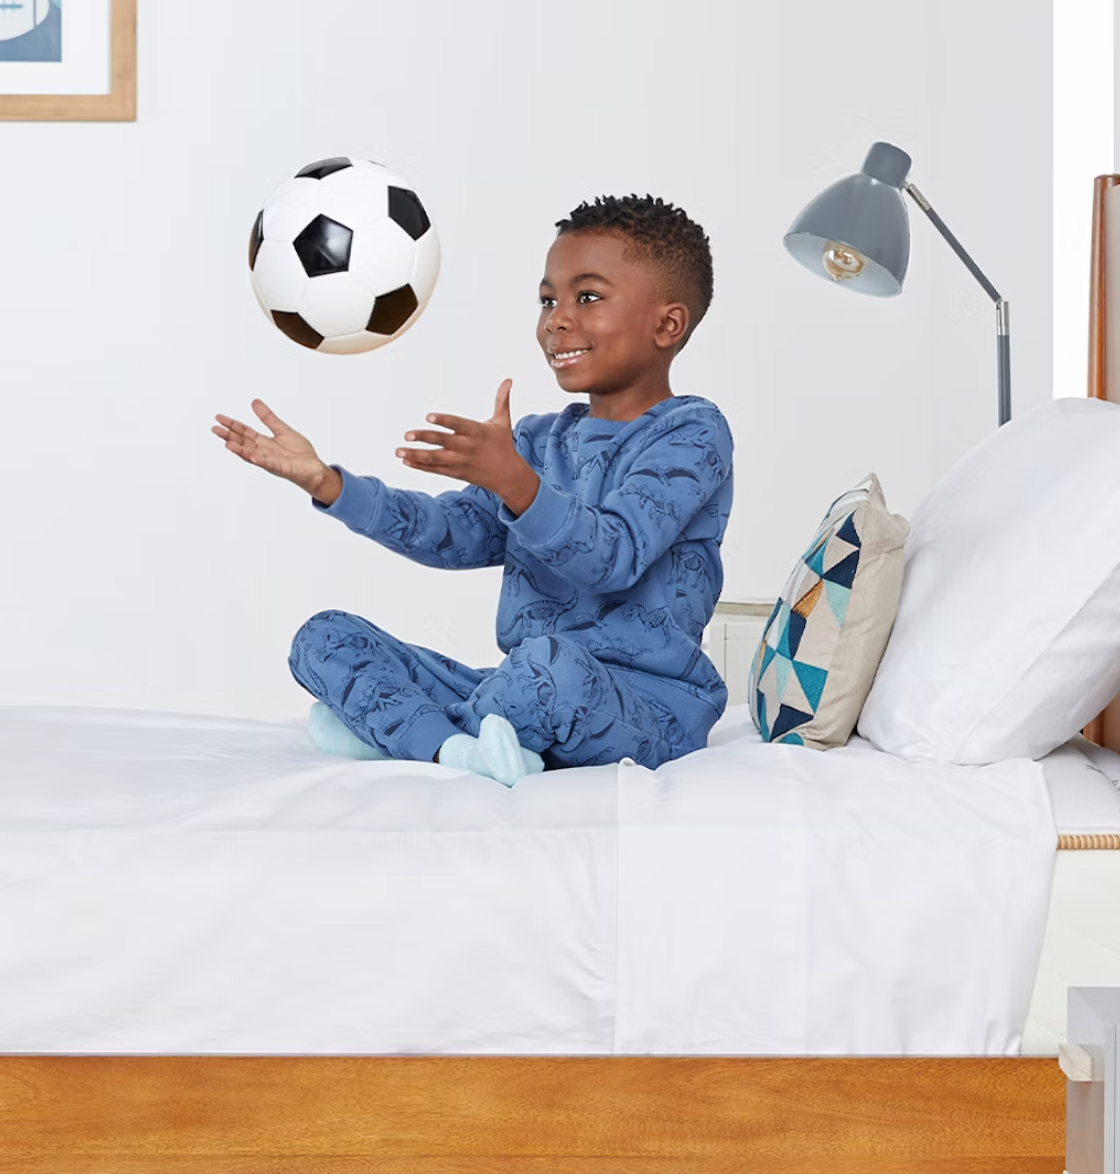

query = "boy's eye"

[538,291,602,308]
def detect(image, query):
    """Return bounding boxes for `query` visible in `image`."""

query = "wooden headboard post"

[1082,175,1120,754]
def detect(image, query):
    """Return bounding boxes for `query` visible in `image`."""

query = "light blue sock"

[308,702,388,761]
[439,713,545,787]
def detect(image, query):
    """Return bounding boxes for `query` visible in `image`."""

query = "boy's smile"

[537,231,688,420]
[549,347,591,371]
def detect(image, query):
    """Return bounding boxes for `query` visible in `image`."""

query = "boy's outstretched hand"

[212,399,331,498]
[397,378,540,516]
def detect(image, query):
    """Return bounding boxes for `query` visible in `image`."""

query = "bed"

[4,180,1120,1172]
[0,704,1116,1169]
[0,703,1074,1058]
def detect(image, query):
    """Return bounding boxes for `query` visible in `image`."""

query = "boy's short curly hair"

[555,194,714,349]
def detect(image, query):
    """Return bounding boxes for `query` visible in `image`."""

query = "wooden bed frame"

[3,180,1120,1174]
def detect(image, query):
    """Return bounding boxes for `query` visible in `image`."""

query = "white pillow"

[857,397,1120,764]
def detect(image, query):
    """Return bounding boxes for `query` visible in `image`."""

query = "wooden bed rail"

[0,1055,1065,1172]
[1082,173,1120,756]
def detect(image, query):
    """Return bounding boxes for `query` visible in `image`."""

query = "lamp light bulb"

[822,241,867,282]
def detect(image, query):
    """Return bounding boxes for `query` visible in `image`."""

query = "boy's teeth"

[554,349,588,360]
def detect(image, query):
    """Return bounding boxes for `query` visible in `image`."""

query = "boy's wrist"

[498,461,540,518]
[310,464,342,506]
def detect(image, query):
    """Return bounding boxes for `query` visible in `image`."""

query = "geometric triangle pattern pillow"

[748,473,910,750]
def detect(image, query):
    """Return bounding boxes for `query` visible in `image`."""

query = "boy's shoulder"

[631,396,734,460]
[644,394,730,431]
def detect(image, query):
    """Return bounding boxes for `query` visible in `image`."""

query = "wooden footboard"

[0,1056,1065,1172]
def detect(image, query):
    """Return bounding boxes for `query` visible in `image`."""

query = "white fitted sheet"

[0,703,1065,1055]
[1036,735,1120,834]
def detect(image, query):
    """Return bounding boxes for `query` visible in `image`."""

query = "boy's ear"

[654,302,690,351]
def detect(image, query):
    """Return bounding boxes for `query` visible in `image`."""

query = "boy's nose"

[545,305,577,333]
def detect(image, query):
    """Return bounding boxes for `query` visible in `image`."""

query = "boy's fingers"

[401,456,459,479]
[423,413,480,435]
[402,429,466,449]
[252,398,287,433]
[217,429,277,471]
[218,415,260,441]
[396,446,449,464]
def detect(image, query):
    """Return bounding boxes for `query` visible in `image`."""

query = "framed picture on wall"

[0,0,135,121]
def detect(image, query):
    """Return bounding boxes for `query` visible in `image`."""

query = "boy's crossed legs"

[289,610,694,778]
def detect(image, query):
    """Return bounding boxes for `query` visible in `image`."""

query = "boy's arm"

[498,412,733,592]
[312,464,506,570]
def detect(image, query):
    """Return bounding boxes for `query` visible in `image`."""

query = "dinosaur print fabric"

[294,395,734,769]
[291,615,698,769]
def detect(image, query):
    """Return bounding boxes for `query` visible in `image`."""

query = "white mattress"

[0,702,1093,1056]
[1020,735,1120,1055]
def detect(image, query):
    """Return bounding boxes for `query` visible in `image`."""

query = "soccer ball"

[248,156,440,355]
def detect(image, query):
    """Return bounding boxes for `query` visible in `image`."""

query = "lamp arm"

[904,181,1011,426]
[904,182,1002,302]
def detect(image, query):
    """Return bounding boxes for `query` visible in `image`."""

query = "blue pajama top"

[313,394,735,726]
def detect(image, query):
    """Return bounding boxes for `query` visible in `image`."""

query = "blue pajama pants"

[288,609,706,770]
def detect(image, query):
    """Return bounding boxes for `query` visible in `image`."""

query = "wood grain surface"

[0,1056,1065,1170]
[1084,173,1120,754]
[0,1160,1071,1174]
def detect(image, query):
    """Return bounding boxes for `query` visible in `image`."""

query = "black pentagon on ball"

[388,187,430,240]
[367,285,418,335]
[296,157,353,181]
[249,210,264,270]
[294,215,353,278]
[272,311,325,350]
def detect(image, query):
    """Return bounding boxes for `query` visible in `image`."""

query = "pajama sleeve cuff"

[498,479,576,548]
[310,465,382,532]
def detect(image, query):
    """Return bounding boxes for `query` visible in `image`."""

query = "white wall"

[0,0,1054,721]
[1054,0,1113,402]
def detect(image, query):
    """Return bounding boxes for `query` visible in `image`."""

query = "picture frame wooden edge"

[0,0,136,122]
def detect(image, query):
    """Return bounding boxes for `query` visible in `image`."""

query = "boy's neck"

[586,386,675,422]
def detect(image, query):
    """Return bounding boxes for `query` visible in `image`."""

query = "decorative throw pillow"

[748,474,910,750]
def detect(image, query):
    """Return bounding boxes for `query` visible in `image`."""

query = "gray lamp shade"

[784,142,913,297]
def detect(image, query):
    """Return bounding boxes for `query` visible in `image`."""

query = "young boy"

[213,194,734,786]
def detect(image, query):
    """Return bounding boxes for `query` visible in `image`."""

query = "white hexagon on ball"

[348,218,417,298]
[299,271,376,339]
[411,229,441,307]
[317,167,390,234]
[259,178,321,244]
[251,239,308,313]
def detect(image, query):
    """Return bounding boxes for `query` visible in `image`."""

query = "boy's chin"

[551,367,591,391]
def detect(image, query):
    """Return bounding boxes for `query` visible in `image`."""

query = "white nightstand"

[1063,986,1120,1172]
[702,601,773,706]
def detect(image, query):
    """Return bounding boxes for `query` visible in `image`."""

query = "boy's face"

[537,231,684,397]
